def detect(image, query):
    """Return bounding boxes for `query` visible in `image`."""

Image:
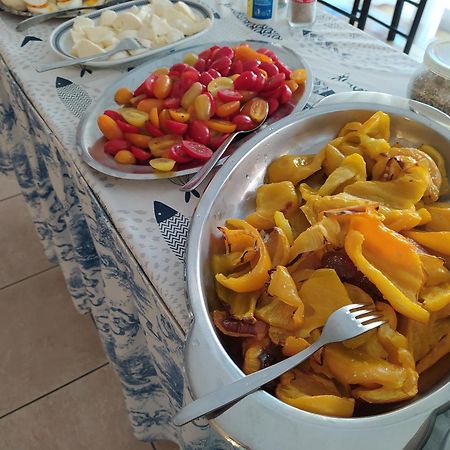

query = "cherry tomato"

[148,135,181,157]
[153,75,173,99]
[144,121,164,137]
[230,59,243,75]
[213,46,234,61]
[279,84,293,104]
[158,109,171,133]
[104,139,130,156]
[163,97,181,109]
[215,100,241,118]
[97,114,123,140]
[124,133,152,148]
[183,52,198,66]
[217,89,243,102]
[207,68,221,79]
[119,108,149,128]
[248,98,269,123]
[207,77,234,96]
[194,58,206,73]
[253,70,266,91]
[259,61,279,77]
[206,119,236,133]
[209,132,230,150]
[136,98,163,113]
[181,140,213,161]
[165,119,188,135]
[114,87,133,105]
[189,120,210,145]
[149,107,160,128]
[210,56,232,76]
[169,143,193,163]
[181,82,203,110]
[195,93,215,121]
[286,79,299,93]
[199,72,214,86]
[116,120,140,134]
[275,60,292,78]
[234,71,258,91]
[180,68,200,90]
[268,97,280,116]
[232,114,254,131]
[239,90,258,102]
[242,59,260,72]
[290,68,307,84]
[169,63,189,76]
[150,158,176,172]
[198,48,212,60]
[169,109,190,123]
[262,73,286,92]
[104,109,122,121]
[260,86,281,100]
[134,74,157,97]
[114,150,136,165]
[130,146,151,161]
[129,94,147,106]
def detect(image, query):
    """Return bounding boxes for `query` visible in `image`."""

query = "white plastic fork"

[173,303,385,426]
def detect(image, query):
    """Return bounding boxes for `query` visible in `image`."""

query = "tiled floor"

[0,171,177,450]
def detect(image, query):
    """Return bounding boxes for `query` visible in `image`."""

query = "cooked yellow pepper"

[265,227,291,268]
[405,231,450,255]
[246,181,299,230]
[215,283,261,321]
[322,144,345,175]
[255,294,302,331]
[268,266,303,310]
[424,203,450,231]
[275,370,355,417]
[215,219,271,293]
[420,282,450,312]
[274,211,294,245]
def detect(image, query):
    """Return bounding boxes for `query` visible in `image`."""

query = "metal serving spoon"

[180,101,269,193]
[35,37,142,72]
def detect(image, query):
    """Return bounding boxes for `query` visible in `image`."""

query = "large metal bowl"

[184,101,450,450]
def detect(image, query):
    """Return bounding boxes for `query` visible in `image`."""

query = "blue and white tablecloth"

[0,1,448,448]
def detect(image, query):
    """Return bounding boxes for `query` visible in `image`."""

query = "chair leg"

[357,0,372,30]
[404,0,428,54]
[388,0,405,41]
[350,0,360,25]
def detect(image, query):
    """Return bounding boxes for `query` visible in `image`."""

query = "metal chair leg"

[387,0,405,41]
[357,0,372,30]
[404,0,428,54]
[350,0,360,25]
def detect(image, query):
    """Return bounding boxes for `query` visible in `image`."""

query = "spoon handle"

[180,132,238,192]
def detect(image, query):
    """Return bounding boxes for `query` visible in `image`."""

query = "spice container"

[408,40,450,116]
[247,0,277,23]
[288,0,317,26]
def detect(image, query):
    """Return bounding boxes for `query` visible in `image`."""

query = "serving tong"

[173,304,385,426]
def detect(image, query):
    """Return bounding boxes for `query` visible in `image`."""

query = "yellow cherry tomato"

[206,119,237,133]
[183,52,198,66]
[169,109,191,123]
[118,108,149,128]
[153,74,172,99]
[149,106,160,128]
[290,68,307,84]
[150,157,176,172]
[207,77,234,96]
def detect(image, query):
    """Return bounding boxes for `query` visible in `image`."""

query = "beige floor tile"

[0,195,54,288]
[0,267,107,416]
[0,171,21,201]
[0,365,151,450]
[153,440,179,450]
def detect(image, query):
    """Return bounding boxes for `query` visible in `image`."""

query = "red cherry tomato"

[130,146,152,161]
[262,73,286,92]
[181,140,213,161]
[242,59,260,72]
[164,119,188,135]
[232,114,254,131]
[260,86,281,100]
[170,79,185,99]
[217,89,243,102]
[275,60,292,77]
[198,48,212,60]
[268,97,280,116]
[279,84,293,104]
[163,97,181,109]
[194,58,207,72]
[253,70,266,91]
[259,61,279,77]
[144,121,164,137]
[234,71,258,91]
[199,72,214,86]
[210,132,230,150]
[213,46,234,61]
[170,63,189,75]
[207,68,221,79]
[134,74,157,97]
[230,59,243,75]
[210,56,232,76]
[180,68,200,90]
[104,109,122,121]
[104,139,130,156]
[189,119,210,145]
[116,120,140,134]
[169,143,193,163]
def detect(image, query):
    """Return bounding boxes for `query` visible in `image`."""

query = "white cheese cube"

[99,10,117,27]
[174,1,198,21]
[112,11,143,31]
[84,26,115,45]
[70,29,84,44]
[72,16,95,32]
[74,38,104,57]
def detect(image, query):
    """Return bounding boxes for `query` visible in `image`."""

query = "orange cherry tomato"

[159,109,171,133]
[206,119,236,133]
[149,107,160,128]
[169,109,191,123]
[234,45,272,63]
[286,79,299,93]
[148,135,182,157]
[153,75,173,99]
[136,98,164,113]
[215,100,241,118]
[248,98,269,123]
[123,133,152,148]
[290,68,307,84]
[114,87,133,105]
[97,114,123,140]
[114,150,136,165]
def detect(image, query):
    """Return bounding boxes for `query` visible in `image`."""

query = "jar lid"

[423,40,450,80]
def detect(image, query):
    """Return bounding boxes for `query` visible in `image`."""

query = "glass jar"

[408,40,450,116]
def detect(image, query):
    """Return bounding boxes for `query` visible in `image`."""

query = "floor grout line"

[0,193,22,203]
[150,443,157,450]
[0,362,110,421]
[0,265,58,292]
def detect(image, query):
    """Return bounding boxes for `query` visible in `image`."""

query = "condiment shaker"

[247,0,277,23]
[408,40,450,116]
[288,0,317,26]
